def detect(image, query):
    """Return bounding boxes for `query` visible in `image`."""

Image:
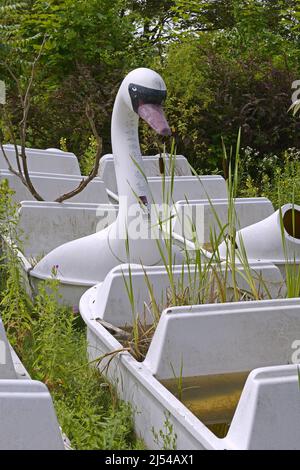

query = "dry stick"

[0,138,24,181]
[70,348,130,374]
[96,318,131,340]
[0,65,26,179]
[55,103,102,203]
[18,38,47,202]
[98,348,130,375]
[2,109,26,183]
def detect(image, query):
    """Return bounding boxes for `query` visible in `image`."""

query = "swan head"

[120,68,171,136]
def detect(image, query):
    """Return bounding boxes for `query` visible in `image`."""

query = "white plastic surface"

[0,319,17,380]
[83,262,285,327]
[218,203,300,263]
[99,153,192,193]
[107,175,227,204]
[0,144,80,175]
[227,365,300,450]
[144,298,300,379]
[172,197,274,243]
[148,175,227,204]
[0,380,64,449]
[81,292,300,449]
[0,170,109,203]
[19,201,118,257]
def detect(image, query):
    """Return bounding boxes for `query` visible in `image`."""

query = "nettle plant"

[0,179,33,347]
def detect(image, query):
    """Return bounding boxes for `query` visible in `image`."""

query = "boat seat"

[0,170,109,204]
[226,365,300,450]
[0,144,81,175]
[18,201,118,258]
[98,153,192,194]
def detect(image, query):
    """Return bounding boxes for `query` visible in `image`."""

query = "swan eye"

[129,83,167,113]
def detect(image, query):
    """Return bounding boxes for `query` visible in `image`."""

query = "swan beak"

[138,103,172,136]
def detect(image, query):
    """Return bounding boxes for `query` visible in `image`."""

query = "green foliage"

[1,0,299,174]
[135,0,300,172]
[80,135,98,175]
[173,0,300,36]
[0,0,135,154]
[0,178,17,233]
[239,147,300,209]
[152,412,177,450]
[144,25,300,172]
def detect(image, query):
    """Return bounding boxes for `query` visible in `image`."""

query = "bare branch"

[0,138,24,181]
[17,37,48,202]
[3,107,25,178]
[55,103,102,203]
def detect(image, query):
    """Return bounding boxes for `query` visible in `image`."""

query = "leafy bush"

[240,148,300,209]
[0,0,135,155]
[143,28,300,173]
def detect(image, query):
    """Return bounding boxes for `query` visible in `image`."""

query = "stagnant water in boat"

[160,371,250,438]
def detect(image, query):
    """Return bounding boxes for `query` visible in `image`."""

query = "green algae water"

[161,371,250,438]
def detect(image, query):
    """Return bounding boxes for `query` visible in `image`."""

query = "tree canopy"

[0,0,299,174]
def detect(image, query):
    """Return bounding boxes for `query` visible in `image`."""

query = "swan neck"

[111,93,151,207]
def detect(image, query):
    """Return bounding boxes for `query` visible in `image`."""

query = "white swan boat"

[29,68,185,298]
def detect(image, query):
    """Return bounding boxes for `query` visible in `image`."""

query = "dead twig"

[18,36,47,202]
[96,318,131,341]
[70,347,130,375]
[0,108,26,184]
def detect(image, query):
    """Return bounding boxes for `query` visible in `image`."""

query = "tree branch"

[0,138,25,182]
[54,103,102,203]
[3,108,25,179]
[2,35,103,204]
[18,36,47,202]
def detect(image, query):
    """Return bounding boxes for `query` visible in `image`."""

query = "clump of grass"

[120,268,267,363]
[118,130,287,361]
[0,179,33,348]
